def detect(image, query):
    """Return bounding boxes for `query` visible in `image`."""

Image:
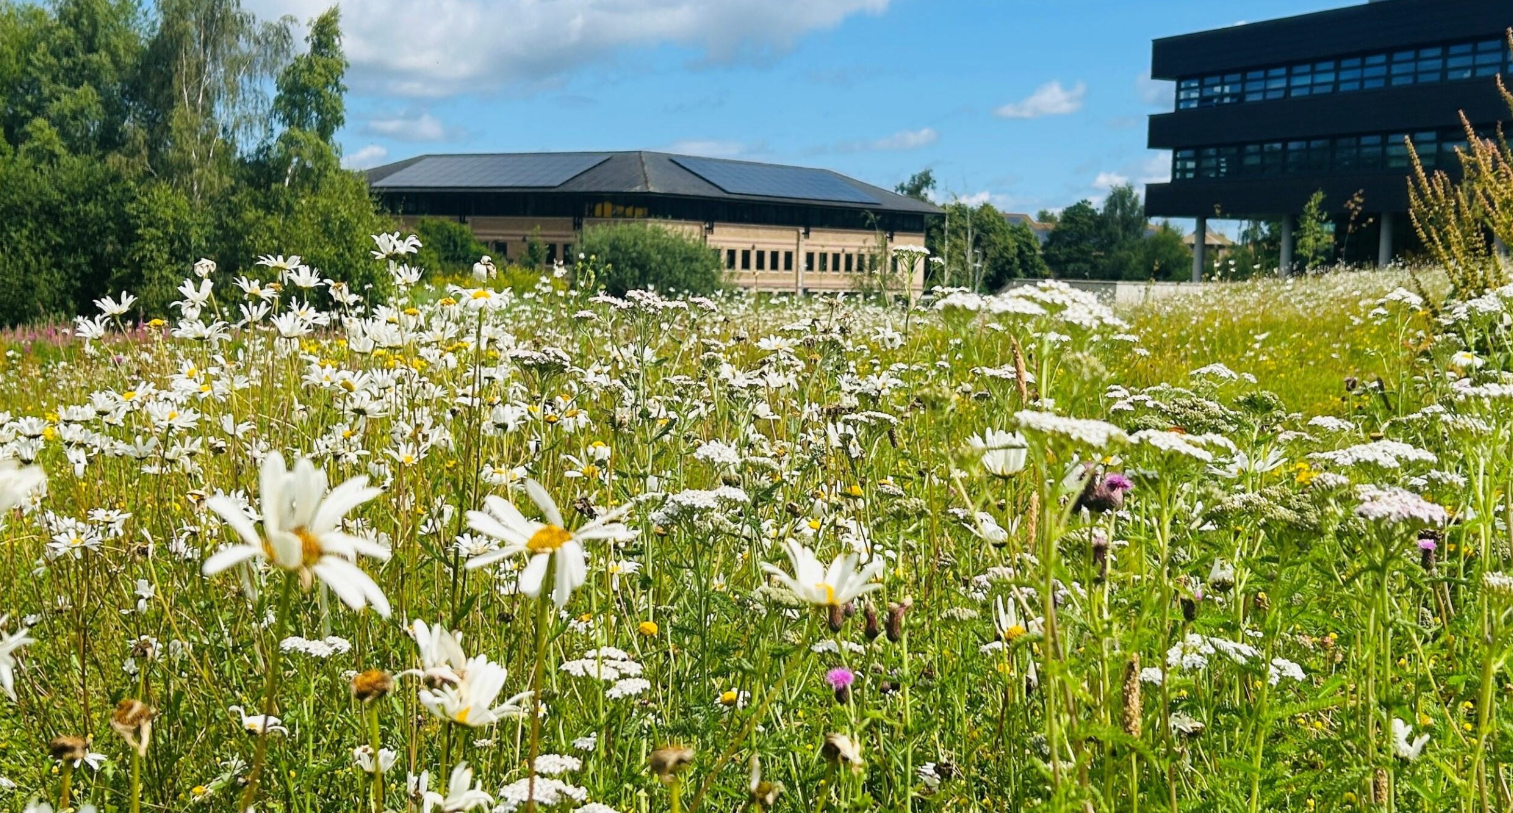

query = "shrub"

[574,222,725,296]
[413,217,491,277]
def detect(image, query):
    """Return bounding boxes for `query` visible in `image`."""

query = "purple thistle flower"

[826,667,855,705]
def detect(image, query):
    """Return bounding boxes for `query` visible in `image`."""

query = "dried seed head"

[826,603,846,633]
[49,735,87,763]
[1372,768,1389,805]
[1090,532,1110,584]
[648,745,695,783]
[110,698,155,757]
[1121,654,1142,739]
[821,733,863,773]
[886,597,914,643]
[352,668,395,703]
[1181,597,1198,623]
[863,603,881,641]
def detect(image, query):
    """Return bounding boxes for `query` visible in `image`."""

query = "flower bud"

[352,668,394,703]
[649,745,695,784]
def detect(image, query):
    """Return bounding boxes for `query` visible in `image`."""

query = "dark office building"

[1145,0,1513,278]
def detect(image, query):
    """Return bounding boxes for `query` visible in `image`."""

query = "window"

[1358,135,1384,170]
[755,250,765,271]
[784,251,794,271]
[562,244,573,262]
[805,252,815,272]
[1173,32,1511,112]
[832,253,841,273]
[546,244,557,264]
[770,251,779,271]
[818,253,828,272]
[844,254,854,273]
[741,250,751,270]
[726,249,737,269]
[1170,126,1475,182]
[1173,149,1197,180]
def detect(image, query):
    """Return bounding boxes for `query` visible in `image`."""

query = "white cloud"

[1137,152,1171,184]
[249,0,892,97]
[1093,171,1129,191]
[363,112,450,142]
[995,81,1086,120]
[664,139,755,158]
[830,127,939,154]
[1135,72,1171,108]
[343,144,389,169]
[869,127,938,151]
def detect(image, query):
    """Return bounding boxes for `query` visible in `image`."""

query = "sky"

[246,0,1354,220]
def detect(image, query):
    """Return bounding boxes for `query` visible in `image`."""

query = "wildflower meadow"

[0,241,1510,813]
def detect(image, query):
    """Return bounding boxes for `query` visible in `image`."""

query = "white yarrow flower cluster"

[1014,410,1128,449]
[1354,485,1449,526]
[1310,440,1437,469]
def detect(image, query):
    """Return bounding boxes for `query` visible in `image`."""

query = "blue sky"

[249,0,1351,219]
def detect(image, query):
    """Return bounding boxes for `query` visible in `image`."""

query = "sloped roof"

[366,151,942,215]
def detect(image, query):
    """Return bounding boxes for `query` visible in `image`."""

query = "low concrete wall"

[999,278,1205,308]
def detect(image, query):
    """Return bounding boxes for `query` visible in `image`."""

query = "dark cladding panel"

[372,154,611,189]
[1152,0,1511,80]
[671,157,879,205]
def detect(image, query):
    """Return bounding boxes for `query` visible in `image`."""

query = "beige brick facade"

[407,216,926,294]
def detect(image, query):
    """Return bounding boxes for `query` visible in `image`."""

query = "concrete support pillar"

[1377,212,1394,268]
[1279,216,1295,277]
[1192,217,1207,283]
[795,228,805,295]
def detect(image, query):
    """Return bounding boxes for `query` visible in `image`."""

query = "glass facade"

[1171,126,1493,181]
[1175,37,1512,110]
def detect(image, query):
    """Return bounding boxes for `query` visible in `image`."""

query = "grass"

[0,262,1507,813]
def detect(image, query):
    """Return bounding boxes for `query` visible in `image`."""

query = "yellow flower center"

[817,582,837,605]
[719,690,738,706]
[266,527,326,567]
[527,525,572,554]
[471,290,491,300]
[455,706,471,724]
[1004,624,1027,642]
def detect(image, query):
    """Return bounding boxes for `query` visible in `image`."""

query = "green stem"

[526,561,554,813]
[240,574,297,813]
[368,702,385,812]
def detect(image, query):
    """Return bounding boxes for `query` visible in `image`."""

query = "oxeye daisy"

[202,452,392,616]
[760,540,885,626]
[463,480,634,608]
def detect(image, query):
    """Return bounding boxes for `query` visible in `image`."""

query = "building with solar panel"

[365,151,942,294]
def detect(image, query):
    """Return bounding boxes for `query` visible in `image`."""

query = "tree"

[895,169,937,203]
[1295,190,1334,270]
[930,201,1047,290]
[1042,200,1103,279]
[1137,223,1193,281]
[272,8,344,143]
[140,0,292,201]
[575,223,724,296]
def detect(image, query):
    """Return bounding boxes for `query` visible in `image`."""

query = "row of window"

[383,192,928,235]
[490,241,574,264]
[723,249,886,274]
[1176,37,1511,110]
[1171,126,1492,181]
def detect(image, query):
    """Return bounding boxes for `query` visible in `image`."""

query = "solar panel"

[671,156,878,205]
[372,154,610,189]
